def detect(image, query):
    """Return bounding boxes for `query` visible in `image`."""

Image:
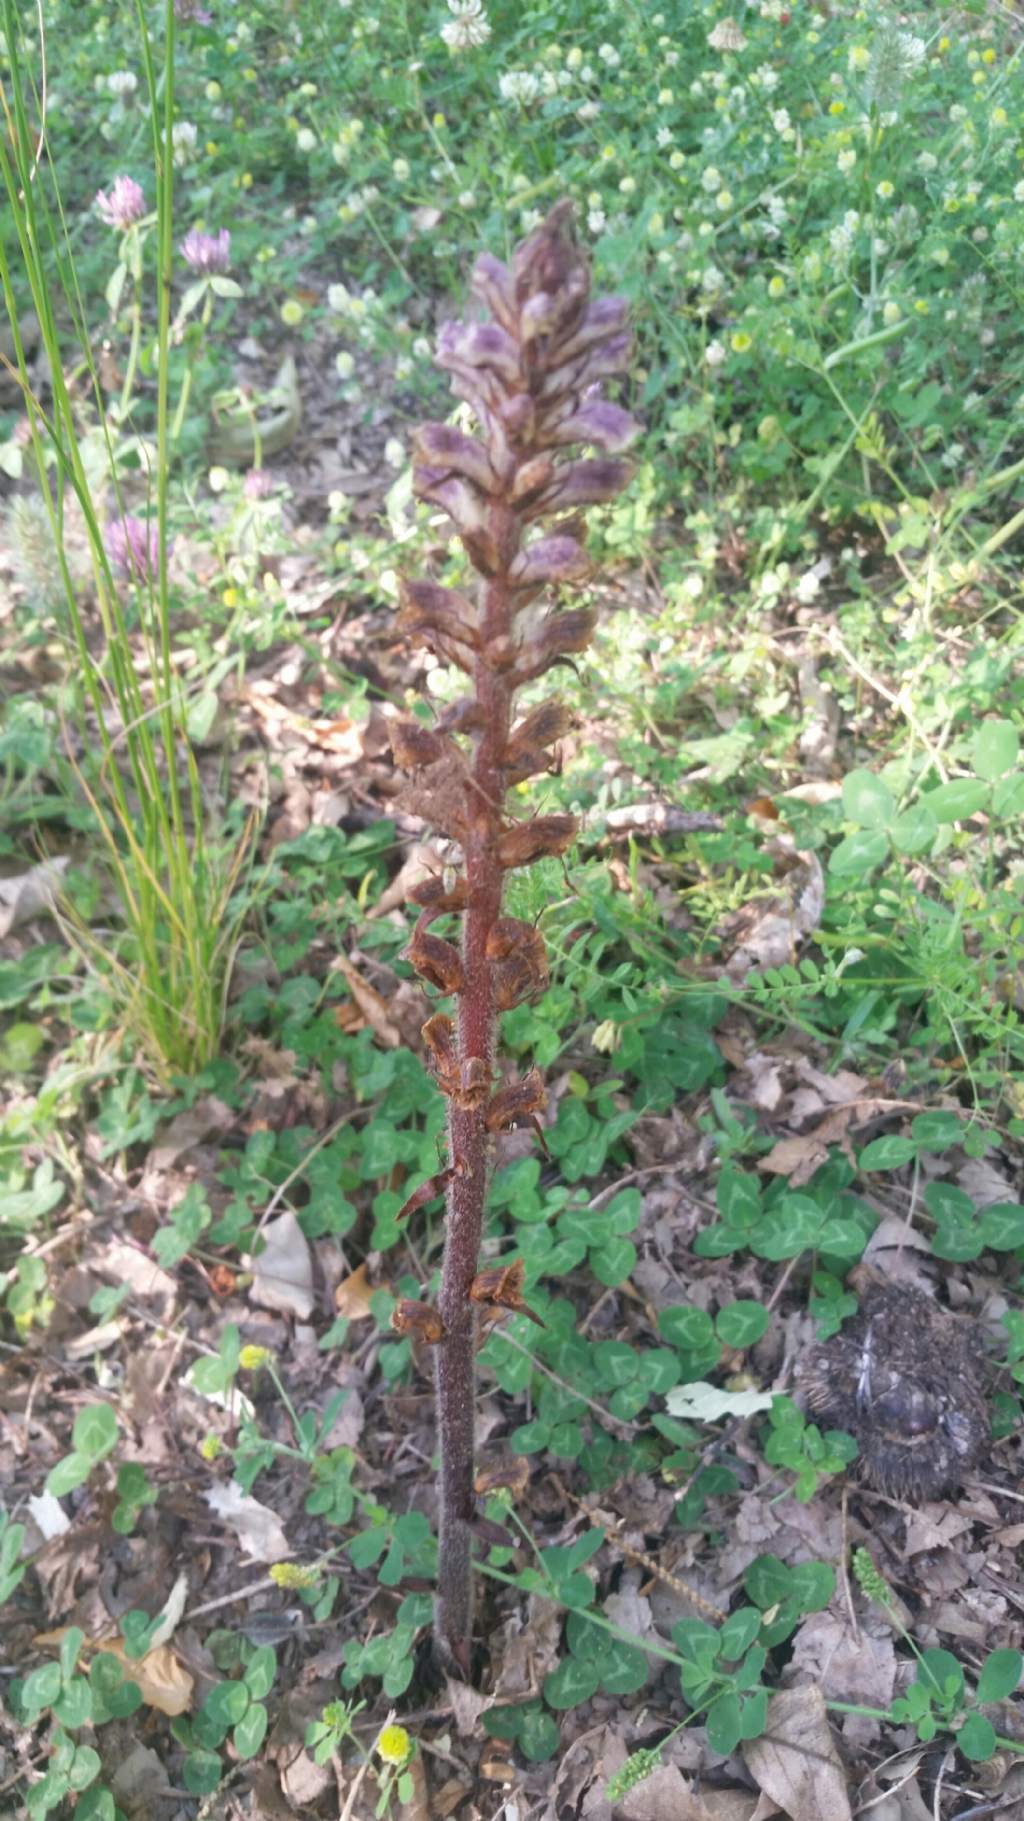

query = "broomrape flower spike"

[388,201,637,1677]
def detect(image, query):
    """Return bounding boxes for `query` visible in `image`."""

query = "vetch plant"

[387,201,638,1674]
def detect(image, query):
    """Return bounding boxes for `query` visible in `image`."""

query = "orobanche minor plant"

[386,202,638,1674]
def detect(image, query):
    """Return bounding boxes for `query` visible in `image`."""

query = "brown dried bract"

[470,1258,544,1327]
[406,921,465,996]
[391,1300,446,1344]
[475,1456,531,1499]
[486,917,550,1011]
[485,1067,547,1132]
[495,814,576,871]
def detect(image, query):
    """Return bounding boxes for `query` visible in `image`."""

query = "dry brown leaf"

[89,1239,178,1314]
[0,856,69,936]
[247,1210,314,1319]
[790,1607,897,1748]
[759,1103,864,1186]
[332,954,401,1048]
[723,849,825,982]
[620,1768,770,1821]
[148,1094,233,1170]
[334,1260,377,1321]
[743,1686,851,1821]
[205,1481,291,1563]
[34,1631,194,1716]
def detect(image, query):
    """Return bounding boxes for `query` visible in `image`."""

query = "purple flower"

[180,228,231,275]
[105,515,160,582]
[95,176,145,231]
[243,469,275,498]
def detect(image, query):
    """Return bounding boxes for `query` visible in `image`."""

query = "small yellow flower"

[243,66,258,82]
[716,187,733,210]
[914,298,930,315]
[270,1562,320,1589]
[199,1434,221,1462]
[938,36,950,52]
[241,171,253,189]
[731,330,753,353]
[205,80,222,100]
[377,1724,411,1766]
[432,111,446,129]
[222,587,239,608]
[972,71,986,86]
[280,300,305,326]
[768,275,785,298]
[876,180,894,199]
[239,1344,273,1370]
[205,141,219,156]
[829,100,845,116]
[982,48,996,64]
[992,108,1008,127]
[848,45,870,72]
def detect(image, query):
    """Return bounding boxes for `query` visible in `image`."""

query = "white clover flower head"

[918,150,938,173]
[708,19,747,52]
[771,107,791,134]
[296,127,317,153]
[384,436,406,469]
[838,148,857,174]
[705,339,726,366]
[656,126,673,148]
[172,122,199,165]
[701,164,722,193]
[499,70,540,103]
[441,0,491,51]
[458,188,476,207]
[565,46,583,71]
[393,156,411,180]
[577,101,600,122]
[587,207,607,233]
[756,64,779,91]
[796,570,821,603]
[107,70,138,97]
[598,43,621,67]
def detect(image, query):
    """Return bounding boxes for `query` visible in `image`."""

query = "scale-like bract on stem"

[389,202,638,1676]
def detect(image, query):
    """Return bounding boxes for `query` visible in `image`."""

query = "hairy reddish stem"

[434,578,513,1671]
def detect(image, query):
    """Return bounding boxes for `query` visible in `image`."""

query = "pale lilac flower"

[180,228,231,274]
[105,515,160,581]
[95,176,145,230]
[244,469,275,498]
